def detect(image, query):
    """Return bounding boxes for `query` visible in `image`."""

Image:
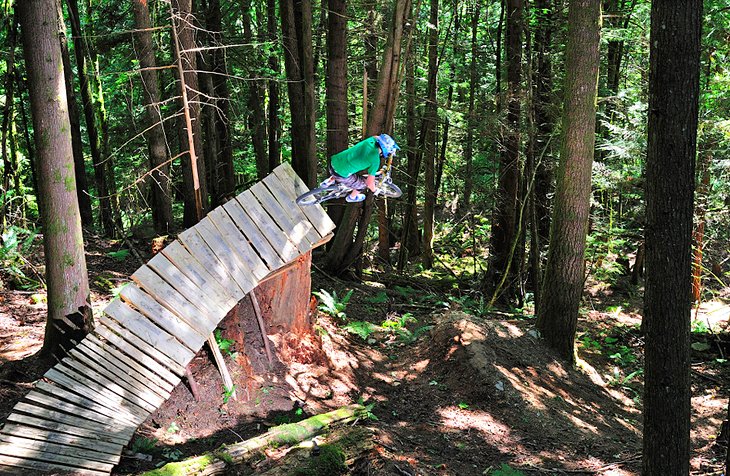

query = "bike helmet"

[375,133,401,157]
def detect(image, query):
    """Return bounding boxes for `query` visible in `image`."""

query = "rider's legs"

[328,165,366,201]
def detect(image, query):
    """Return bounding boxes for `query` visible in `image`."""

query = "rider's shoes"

[319,177,336,188]
[346,193,366,203]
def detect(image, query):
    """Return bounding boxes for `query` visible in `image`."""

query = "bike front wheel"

[377,181,402,199]
[296,186,339,205]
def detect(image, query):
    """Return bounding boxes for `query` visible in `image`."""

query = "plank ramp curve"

[0,163,334,475]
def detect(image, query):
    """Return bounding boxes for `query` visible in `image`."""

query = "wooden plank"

[222,197,285,270]
[236,189,300,263]
[68,346,167,408]
[0,434,120,465]
[146,253,229,321]
[272,162,336,236]
[104,297,197,366]
[0,423,120,455]
[47,364,148,421]
[162,240,241,306]
[131,265,220,338]
[59,357,157,414]
[33,381,139,428]
[0,454,108,476]
[23,389,130,433]
[0,445,114,473]
[207,206,269,282]
[5,411,128,447]
[95,316,185,379]
[193,217,259,291]
[177,228,246,297]
[250,180,316,252]
[262,171,324,243]
[81,335,175,395]
[43,368,146,425]
[120,282,206,351]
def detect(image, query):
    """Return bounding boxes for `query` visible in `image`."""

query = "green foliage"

[129,436,158,454]
[292,444,346,476]
[213,329,235,357]
[488,463,526,476]
[342,321,378,340]
[313,289,353,320]
[0,226,40,290]
[222,385,236,404]
[106,249,130,261]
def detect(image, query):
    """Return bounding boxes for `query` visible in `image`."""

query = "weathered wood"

[236,190,300,263]
[262,171,323,243]
[33,380,139,428]
[0,433,120,464]
[44,367,146,425]
[104,297,196,366]
[4,412,128,446]
[49,363,149,421]
[223,195,286,269]
[132,265,219,337]
[177,228,245,298]
[58,357,157,413]
[82,335,176,394]
[23,389,133,435]
[0,423,120,455]
[161,240,240,306]
[146,253,230,319]
[68,346,168,407]
[207,206,269,281]
[273,162,335,236]
[95,316,185,379]
[0,454,107,475]
[250,181,315,252]
[0,443,115,473]
[140,405,367,476]
[192,217,257,293]
[250,292,273,364]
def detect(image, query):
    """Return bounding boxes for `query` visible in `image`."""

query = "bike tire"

[378,181,402,199]
[296,186,339,205]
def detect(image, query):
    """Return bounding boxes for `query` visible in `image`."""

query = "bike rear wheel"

[296,186,339,205]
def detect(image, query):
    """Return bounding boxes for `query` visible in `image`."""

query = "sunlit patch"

[437,407,519,450]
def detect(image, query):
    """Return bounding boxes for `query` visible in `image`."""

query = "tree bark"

[421,0,439,270]
[267,0,282,171]
[642,1,701,473]
[325,0,348,160]
[172,0,208,226]
[132,0,174,234]
[536,0,601,363]
[67,0,115,236]
[487,0,522,301]
[280,0,317,186]
[18,0,93,358]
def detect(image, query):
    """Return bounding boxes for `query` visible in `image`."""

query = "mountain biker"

[319,133,401,203]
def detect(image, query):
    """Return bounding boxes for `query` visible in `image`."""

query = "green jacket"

[330,137,381,177]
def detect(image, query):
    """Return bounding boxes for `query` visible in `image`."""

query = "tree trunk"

[642,1,701,473]
[18,0,93,358]
[1,11,19,229]
[280,0,317,187]
[487,0,522,301]
[535,0,601,363]
[421,0,439,270]
[267,0,282,171]
[241,0,269,181]
[132,0,174,234]
[172,0,209,226]
[56,4,93,229]
[691,150,711,302]
[461,2,479,214]
[67,0,115,236]
[324,0,411,275]
[325,0,349,160]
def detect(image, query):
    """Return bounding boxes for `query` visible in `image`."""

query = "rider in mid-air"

[319,133,401,203]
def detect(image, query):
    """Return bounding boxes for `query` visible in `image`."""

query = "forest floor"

[0,235,729,475]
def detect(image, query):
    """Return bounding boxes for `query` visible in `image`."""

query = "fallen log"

[139,404,367,476]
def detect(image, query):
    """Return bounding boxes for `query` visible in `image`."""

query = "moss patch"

[291,444,346,476]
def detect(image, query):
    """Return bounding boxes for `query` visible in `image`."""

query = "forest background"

[0,0,729,474]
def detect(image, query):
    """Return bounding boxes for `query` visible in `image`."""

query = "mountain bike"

[296,154,402,206]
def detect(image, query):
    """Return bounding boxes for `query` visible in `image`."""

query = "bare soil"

[1,237,729,475]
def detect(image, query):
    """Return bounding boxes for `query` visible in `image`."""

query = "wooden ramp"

[0,163,335,475]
